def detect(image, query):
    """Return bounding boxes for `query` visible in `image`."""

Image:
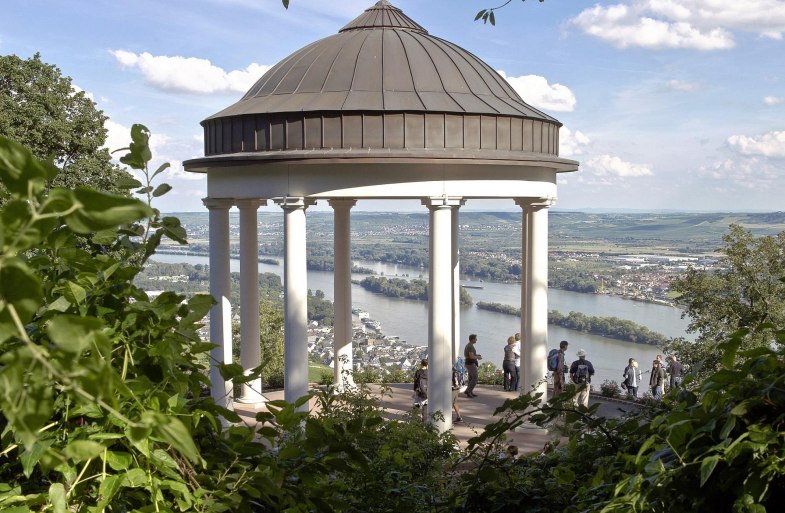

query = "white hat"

[576,349,587,357]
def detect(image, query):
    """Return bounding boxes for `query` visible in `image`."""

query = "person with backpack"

[569,349,595,407]
[451,358,465,423]
[413,359,428,422]
[622,357,642,399]
[550,340,569,398]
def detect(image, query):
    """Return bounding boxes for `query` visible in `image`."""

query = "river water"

[151,253,692,387]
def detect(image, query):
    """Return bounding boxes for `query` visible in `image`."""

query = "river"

[151,253,692,388]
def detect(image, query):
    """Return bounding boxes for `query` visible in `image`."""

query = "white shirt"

[513,341,521,367]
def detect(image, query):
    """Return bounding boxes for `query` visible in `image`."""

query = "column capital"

[514,197,556,211]
[202,197,234,210]
[235,198,267,210]
[422,196,464,209]
[273,196,316,210]
[328,199,357,210]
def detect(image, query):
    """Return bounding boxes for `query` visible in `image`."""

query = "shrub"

[319,369,334,386]
[599,379,621,398]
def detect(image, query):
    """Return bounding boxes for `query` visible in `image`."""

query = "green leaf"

[0,136,58,196]
[218,362,245,381]
[113,175,144,189]
[62,188,153,234]
[282,0,289,9]
[96,475,123,509]
[699,455,720,487]
[474,9,486,21]
[46,315,105,354]
[104,450,133,471]
[489,11,496,25]
[48,483,66,513]
[152,183,172,198]
[151,162,171,179]
[64,440,105,462]
[123,468,148,488]
[0,257,42,342]
[20,438,54,478]
[64,281,87,305]
[150,413,205,466]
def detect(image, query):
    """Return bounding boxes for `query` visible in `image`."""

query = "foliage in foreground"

[1,132,783,512]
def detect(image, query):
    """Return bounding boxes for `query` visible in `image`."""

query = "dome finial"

[340,1,428,34]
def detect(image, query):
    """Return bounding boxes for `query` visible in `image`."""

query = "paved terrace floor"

[233,384,636,456]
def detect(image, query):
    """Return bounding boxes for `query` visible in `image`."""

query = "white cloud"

[104,120,132,156]
[665,79,701,92]
[764,96,784,106]
[497,70,576,112]
[569,0,785,50]
[570,3,734,50]
[727,130,785,158]
[699,155,782,189]
[559,127,591,156]
[585,154,653,177]
[111,50,271,94]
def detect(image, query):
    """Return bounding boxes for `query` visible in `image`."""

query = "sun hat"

[576,349,587,357]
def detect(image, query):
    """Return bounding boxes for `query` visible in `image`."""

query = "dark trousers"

[503,361,516,391]
[466,363,478,395]
[513,365,520,391]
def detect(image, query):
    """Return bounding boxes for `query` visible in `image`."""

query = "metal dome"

[191,0,572,167]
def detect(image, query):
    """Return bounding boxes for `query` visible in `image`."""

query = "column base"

[236,388,268,408]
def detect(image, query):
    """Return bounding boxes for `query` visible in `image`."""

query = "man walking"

[552,340,569,398]
[463,334,481,398]
[667,355,684,390]
[569,349,595,408]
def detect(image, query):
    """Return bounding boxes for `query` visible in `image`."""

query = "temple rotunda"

[184,0,579,432]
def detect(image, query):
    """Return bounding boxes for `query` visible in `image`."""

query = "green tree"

[667,225,785,380]
[0,53,132,197]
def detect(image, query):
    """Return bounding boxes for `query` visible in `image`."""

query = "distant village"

[308,309,427,372]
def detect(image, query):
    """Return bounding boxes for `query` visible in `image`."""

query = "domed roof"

[207,0,553,121]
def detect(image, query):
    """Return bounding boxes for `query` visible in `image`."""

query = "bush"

[599,379,621,398]
[355,366,382,384]
[319,369,334,386]
[478,361,504,385]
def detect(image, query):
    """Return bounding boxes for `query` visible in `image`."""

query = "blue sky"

[3,0,784,212]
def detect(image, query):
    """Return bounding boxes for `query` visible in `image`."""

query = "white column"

[423,197,461,433]
[519,204,529,395]
[329,199,356,390]
[203,198,234,410]
[516,198,554,402]
[236,199,266,404]
[276,197,310,409]
[451,204,461,363]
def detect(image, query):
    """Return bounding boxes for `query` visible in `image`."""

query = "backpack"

[547,349,559,372]
[453,358,467,389]
[575,364,589,384]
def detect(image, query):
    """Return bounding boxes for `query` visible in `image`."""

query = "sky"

[2,0,784,213]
